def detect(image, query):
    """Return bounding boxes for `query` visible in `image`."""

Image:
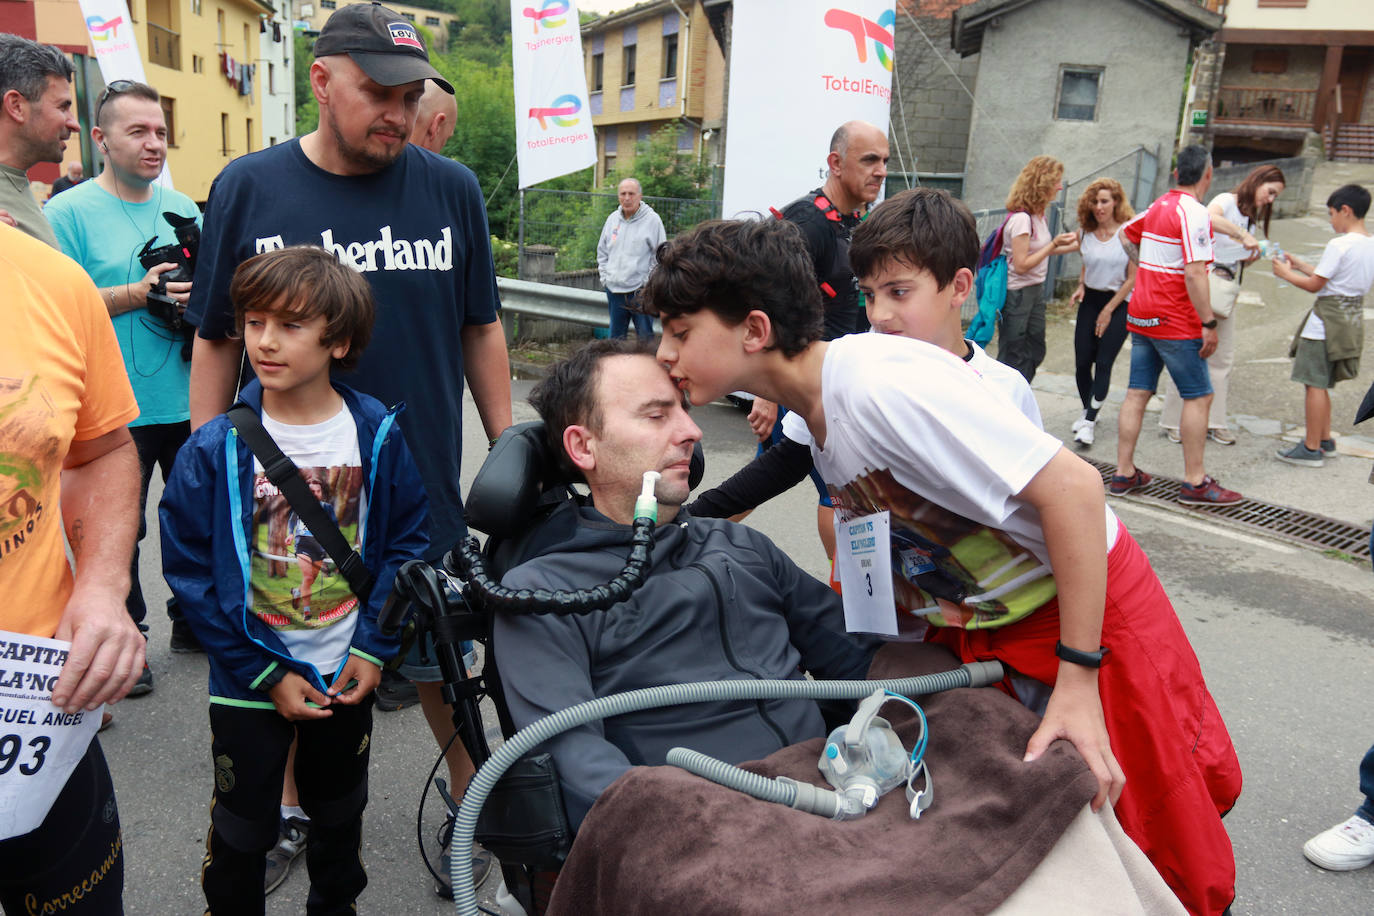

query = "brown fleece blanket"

[546,642,1099,916]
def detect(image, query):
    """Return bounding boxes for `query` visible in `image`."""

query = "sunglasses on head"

[95,79,136,123]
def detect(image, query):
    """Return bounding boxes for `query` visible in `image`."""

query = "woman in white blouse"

[1067,179,1136,447]
[1160,164,1285,445]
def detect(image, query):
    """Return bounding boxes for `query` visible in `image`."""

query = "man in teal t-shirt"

[46,80,201,683]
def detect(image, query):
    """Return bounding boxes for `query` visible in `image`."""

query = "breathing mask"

[817,688,933,820]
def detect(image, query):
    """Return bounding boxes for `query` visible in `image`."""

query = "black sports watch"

[1201,319,1218,329]
[1055,641,1110,668]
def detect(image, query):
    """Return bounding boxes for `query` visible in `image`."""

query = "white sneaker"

[1071,416,1089,435]
[1073,420,1095,446]
[1304,815,1374,871]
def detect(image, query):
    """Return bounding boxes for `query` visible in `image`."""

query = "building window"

[221,112,231,155]
[1055,67,1102,121]
[1251,49,1289,74]
[146,0,181,70]
[246,117,253,153]
[603,153,616,182]
[216,9,224,45]
[161,97,177,146]
[268,62,275,94]
[591,52,603,91]
[425,16,440,26]
[1257,0,1306,6]
[623,45,636,86]
[662,34,678,80]
[191,0,201,14]
[403,12,415,21]
[321,0,336,8]
[192,54,203,73]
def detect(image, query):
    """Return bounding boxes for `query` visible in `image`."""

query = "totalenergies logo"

[824,8,895,71]
[521,0,570,33]
[86,15,124,41]
[528,94,580,129]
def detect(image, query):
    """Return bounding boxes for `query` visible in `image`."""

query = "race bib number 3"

[0,629,101,840]
[833,510,898,637]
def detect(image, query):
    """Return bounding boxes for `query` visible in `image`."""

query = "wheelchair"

[383,423,1178,916]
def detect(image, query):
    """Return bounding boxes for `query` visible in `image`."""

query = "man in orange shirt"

[0,221,145,911]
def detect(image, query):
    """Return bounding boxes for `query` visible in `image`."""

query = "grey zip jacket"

[493,501,877,828]
[596,201,666,292]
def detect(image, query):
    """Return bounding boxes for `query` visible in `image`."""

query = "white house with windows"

[260,3,295,147]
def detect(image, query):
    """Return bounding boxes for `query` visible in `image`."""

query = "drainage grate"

[1085,459,1372,559]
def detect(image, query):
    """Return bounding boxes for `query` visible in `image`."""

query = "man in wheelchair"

[475,338,1183,915]
[491,337,878,829]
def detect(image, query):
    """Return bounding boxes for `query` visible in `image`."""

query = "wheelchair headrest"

[465,420,706,540]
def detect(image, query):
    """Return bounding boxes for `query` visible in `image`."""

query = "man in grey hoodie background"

[596,177,666,339]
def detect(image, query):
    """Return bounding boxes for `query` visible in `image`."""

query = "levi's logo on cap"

[387,21,423,49]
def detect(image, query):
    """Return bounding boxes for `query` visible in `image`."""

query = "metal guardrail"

[497,277,608,327]
[497,277,664,335]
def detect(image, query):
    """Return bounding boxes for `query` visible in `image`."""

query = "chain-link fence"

[517,188,720,286]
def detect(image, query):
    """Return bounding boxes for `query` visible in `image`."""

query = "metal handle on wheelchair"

[444,515,655,615]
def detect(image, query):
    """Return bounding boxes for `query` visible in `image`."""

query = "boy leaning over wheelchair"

[645,197,1241,916]
[159,246,429,913]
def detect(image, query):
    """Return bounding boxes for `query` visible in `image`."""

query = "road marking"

[1116,502,1299,554]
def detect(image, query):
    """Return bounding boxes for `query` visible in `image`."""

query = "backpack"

[967,212,1019,346]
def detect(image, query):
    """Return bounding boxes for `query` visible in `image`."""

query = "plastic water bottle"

[1260,240,1283,260]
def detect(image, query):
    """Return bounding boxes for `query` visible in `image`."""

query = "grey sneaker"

[265,815,309,895]
[1321,438,1338,457]
[1276,442,1324,468]
[169,619,204,653]
[128,663,153,697]
[433,815,495,899]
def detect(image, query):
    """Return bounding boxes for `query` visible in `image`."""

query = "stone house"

[947,0,1221,212]
[1182,0,1374,164]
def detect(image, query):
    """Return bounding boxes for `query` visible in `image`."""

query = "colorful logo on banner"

[528,93,580,129]
[85,15,124,41]
[824,8,895,71]
[387,22,424,49]
[522,0,570,33]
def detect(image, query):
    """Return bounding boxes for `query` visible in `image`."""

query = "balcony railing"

[1215,86,1316,125]
[147,22,180,71]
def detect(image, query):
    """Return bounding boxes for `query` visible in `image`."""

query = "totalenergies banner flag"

[511,0,597,188]
[76,0,149,84]
[723,0,894,219]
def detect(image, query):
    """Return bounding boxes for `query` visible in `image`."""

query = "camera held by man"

[137,210,199,330]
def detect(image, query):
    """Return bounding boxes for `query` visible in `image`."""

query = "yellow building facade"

[28,0,290,202]
[582,0,726,186]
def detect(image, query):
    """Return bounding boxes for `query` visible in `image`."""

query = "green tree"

[609,125,714,200]
[293,31,317,136]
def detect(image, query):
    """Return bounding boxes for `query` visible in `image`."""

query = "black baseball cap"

[313,2,454,94]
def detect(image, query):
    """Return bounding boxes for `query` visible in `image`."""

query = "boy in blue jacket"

[160,246,429,913]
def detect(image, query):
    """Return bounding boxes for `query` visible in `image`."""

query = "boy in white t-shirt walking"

[1273,184,1374,467]
[159,247,429,912]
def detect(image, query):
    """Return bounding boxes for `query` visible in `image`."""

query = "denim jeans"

[1126,333,1213,400]
[606,290,655,340]
[1358,743,1374,822]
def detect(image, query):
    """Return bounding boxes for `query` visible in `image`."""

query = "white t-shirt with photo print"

[250,402,368,678]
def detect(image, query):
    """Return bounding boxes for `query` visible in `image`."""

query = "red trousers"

[929,526,1241,916]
